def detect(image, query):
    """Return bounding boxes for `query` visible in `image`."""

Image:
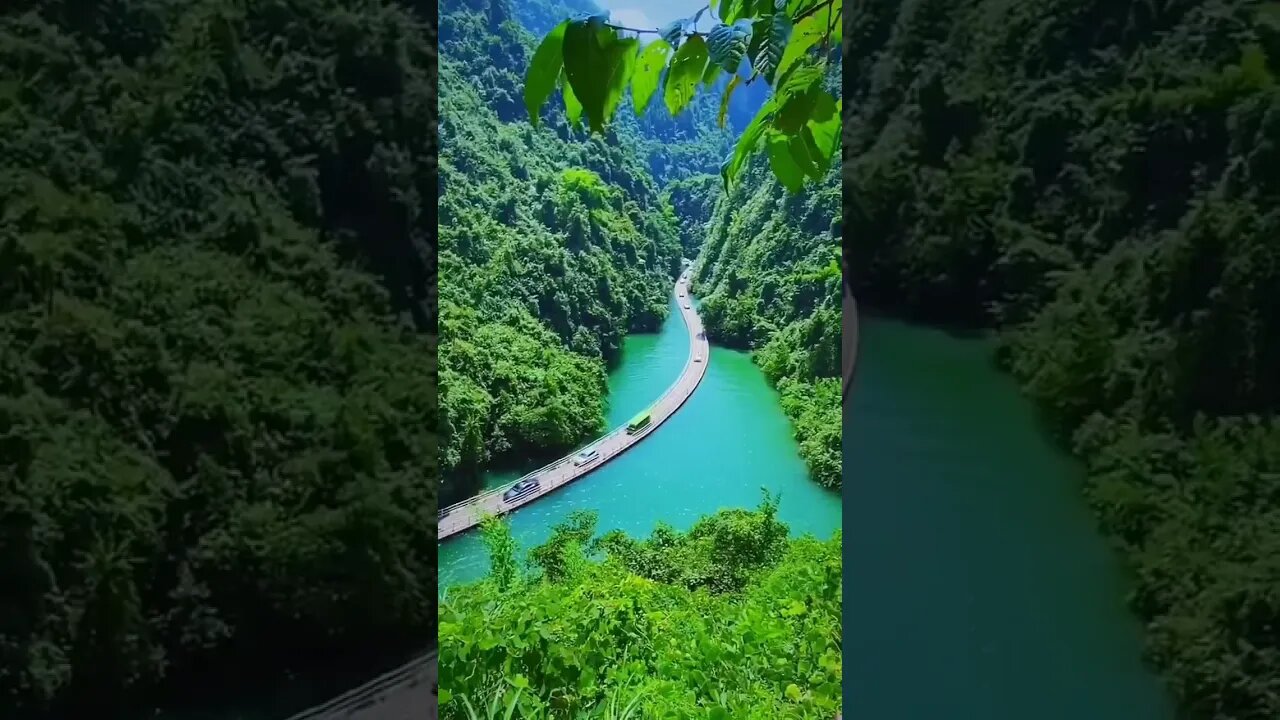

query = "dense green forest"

[0,0,439,716]
[437,0,806,505]
[439,499,842,718]
[441,0,845,496]
[437,0,685,503]
[844,1,1280,715]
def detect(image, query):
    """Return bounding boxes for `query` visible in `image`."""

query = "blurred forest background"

[844,1,1280,716]
[0,0,439,716]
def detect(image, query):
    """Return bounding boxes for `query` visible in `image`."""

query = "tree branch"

[795,0,839,25]
[821,2,834,54]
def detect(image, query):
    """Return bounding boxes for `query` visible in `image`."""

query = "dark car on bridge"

[502,478,540,503]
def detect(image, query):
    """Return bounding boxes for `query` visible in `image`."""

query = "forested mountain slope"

[436,0,778,504]
[437,0,682,502]
[442,0,837,493]
[844,1,1280,714]
[664,173,722,255]
[0,0,439,716]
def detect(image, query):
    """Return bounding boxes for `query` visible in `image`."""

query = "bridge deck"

[438,273,709,540]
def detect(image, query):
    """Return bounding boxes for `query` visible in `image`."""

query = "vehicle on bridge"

[683,303,691,309]
[502,478,540,503]
[572,447,600,467]
[626,410,652,435]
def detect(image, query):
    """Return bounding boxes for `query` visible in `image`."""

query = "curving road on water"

[438,270,709,540]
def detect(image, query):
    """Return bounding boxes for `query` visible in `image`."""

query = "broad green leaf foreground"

[523,0,842,192]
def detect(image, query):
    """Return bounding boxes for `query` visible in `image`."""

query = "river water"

[438,296,843,588]
[845,315,1173,718]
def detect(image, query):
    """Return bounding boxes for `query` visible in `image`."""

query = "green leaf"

[784,683,804,702]
[438,688,453,705]
[723,97,775,189]
[805,90,839,158]
[717,0,742,23]
[767,132,806,192]
[524,20,570,127]
[562,76,584,129]
[563,19,640,132]
[708,21,753,72]
[778,61,823,97]
[792,130,823,178]
[663,35,709,116]
[776,13,827,84]
[773,63,823,133]
[783,598,810,616]
[775,87,819,134]
[632,40,672,115]
[718,73,741,128]
[702,61,722,87]
[749,12,791,83]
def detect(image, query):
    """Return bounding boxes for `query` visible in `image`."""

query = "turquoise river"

[438,295,843,588]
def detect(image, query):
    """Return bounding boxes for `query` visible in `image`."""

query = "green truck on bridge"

[626,409,653,435]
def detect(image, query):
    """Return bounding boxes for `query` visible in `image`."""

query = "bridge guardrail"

[438,426,624,516]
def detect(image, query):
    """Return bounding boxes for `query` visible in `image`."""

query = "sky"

[593,0,707,34]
